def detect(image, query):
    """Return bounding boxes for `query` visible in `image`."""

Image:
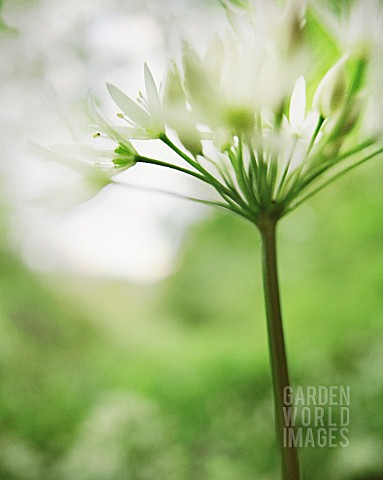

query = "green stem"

[160,134,255,214]
[112,179,251,220]
[135,155,207,182]
[259,217,300,480]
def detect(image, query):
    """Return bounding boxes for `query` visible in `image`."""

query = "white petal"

[106,83,151,127]
[119,127,155,140]
[182,45,210,104]
[163,64,185,113]
[203,34,224,81]
[301,111,320,141]
[86,96,138,151]
[289,76,306,132]
[144,63,162,119]
[51,144,115,161]
[29,142,96,175]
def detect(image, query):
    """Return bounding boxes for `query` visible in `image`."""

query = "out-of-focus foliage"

[1,162,383,480]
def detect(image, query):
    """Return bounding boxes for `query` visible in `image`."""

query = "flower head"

[44,0,383,223]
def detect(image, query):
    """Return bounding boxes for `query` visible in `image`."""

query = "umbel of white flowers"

[46,0,383,226]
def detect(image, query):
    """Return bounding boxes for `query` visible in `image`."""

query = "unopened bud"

[178,126,203,157]
[213,128,233,152]
[313,57,347,118]
[280,0,307,54]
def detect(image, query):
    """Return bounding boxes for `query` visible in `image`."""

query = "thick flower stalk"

[45,0,383,478]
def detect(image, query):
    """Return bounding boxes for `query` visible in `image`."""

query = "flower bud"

[213,128,233,152]
[177,126,203,157]
[312,57,347,118]
[279,0,307,55]
[163,64,185,114]
[163,64,203,157]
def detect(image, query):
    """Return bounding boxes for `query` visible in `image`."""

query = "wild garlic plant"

[46,0,383,478]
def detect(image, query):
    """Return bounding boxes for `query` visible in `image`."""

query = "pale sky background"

[0,0,227,282]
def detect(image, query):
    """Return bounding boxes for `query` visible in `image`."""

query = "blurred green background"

[1,162,383,480]
[1,0,383,479]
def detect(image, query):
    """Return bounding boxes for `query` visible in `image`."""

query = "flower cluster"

[48,0,383,225]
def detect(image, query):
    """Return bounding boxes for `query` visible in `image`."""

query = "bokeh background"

[0,0,383,479]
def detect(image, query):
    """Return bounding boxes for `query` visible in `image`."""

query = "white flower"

[182,1,308,131]
[266,76,321,173]
[29,142,129,210]
[31,139,137,183]
[86,96,139,155]
[50,143,136,170]
[287,77,321,143]
[105,64,204,157]
[106,64,165,139]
